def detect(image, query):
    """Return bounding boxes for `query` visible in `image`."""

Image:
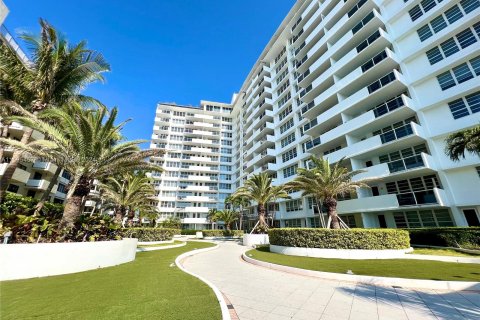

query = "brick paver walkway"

[182,241,480,320]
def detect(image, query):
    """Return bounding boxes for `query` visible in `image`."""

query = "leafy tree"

[225,194,250,230]
[0,19,110,203]
[1,104,162,229]
[232,173,288,233]
[285,156,368,229]
[210,209,240,231]
[445,125,480,161]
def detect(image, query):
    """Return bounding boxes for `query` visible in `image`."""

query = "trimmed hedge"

[202,230,244,237]
[269,228,410,250]
[408,227,480,250]
[180,229,198,235]
[120,228,180,241]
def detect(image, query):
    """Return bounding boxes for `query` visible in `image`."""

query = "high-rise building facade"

[150,102,234,229]
[154,0,480,230]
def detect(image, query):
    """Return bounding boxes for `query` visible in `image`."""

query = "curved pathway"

[182,241,480,320]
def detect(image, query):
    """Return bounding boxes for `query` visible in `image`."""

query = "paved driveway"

[182,241,480,320]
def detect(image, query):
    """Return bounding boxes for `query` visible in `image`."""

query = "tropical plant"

[232,173,289,233]
[0,18,110,204]
[225,194,250,230]
[210,209,240,231]
[160,217,181,229]
[1,104,163,229]
[285,156,369,229]
[99,172,157,224]
[445,125,480,161]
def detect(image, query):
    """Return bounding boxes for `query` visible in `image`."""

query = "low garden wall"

[268,228,411,259]
[0,238,138,281]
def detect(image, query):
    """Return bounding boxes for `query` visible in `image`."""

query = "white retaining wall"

[242,234,269,247]
[0,238,138,281]
[270,245,413,259]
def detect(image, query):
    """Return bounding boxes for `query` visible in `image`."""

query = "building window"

[476,166,480,178]
[7,184,19,193]
[417,25,433,42]
[461,0,480,13]
[281,132,296,148]
[285,199,303,212]
[282,147,297,162]
[447,91,480,119]
[437,56,480,91]
[393,209,454,228]
[444,5,464,24]
[280,118,294,134]
[283,164,298,178]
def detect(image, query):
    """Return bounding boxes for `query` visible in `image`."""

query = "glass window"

[421,0,436,12]
[470,56,480,76]
[460,0,480,14]
[456,29,477,49]
[409,5,423,21]
[417,25,433,42]
[440,38,460,57]
[452,63,474,84]
[474,22,480,37]
[466,91,480,113]
[426,47,443,64]
[444,5,463,24]
[448,99,470,119]
[430,15,447,33]
[437,71,456,90]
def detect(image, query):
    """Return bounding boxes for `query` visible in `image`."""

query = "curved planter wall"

[270,245,413,259]
[0,238,138,281]
[243,234,269,247]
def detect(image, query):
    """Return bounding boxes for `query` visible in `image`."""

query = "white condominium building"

[150,102,234,229]
[153,0,480,230]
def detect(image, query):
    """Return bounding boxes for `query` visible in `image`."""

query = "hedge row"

[269,228,410,250]
[180,229,198,235]
[408,227,480,250]
[202,230,244,237]
[119,228,180,241]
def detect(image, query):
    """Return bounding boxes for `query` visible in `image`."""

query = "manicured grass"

[0,242,221,320]
[138,240,184,247]
[247,247,480,282]
[410,247,480,257]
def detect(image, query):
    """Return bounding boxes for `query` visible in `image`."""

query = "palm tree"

[1,104,163,229]
[445,125,480,161]
[0,18,110,203]
[99,172,157,224]
[211,209,240,231]
[225,194,250,230]
[285,156,369,229]
[233,173,289,233]
[207,208,218,229]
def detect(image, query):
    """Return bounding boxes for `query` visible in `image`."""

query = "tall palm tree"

[1,104,163,229]
[211,209,240,231]
[225,194,250,230]
[285,156,369,229]
[445,125,480,161]
[0,18,110,203]
[99,172,157,224]
[233,173,289,233]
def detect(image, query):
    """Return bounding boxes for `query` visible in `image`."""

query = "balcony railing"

[306,137,321,150]
[387,154,425,173]
[373,95,405,118]
[396,190,438,206]
[379,123,413,144]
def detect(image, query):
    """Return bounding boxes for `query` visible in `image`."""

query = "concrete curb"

[136,241,186,252]
[176,243,232,320]
[137,239,174,245]
[242,253,480,291]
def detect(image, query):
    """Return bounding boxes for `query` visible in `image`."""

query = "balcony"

[184,207,209,213]
[337,194,399,213]
[0,164,30,184]
[26,179,49,190]
[182,218,209,224]
[33,161,58,174]
[187,175,212,182]
[395,188,449,207]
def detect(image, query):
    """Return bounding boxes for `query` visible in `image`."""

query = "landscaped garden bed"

[0,242,221,320]
[119,227,180,242]
[246,246,480,282]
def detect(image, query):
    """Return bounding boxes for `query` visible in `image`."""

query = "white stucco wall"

[0,238,138,281]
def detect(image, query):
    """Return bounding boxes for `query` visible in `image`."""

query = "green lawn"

[247,247,480,282]
[0,242,221,320]
[410,247,480,257]
[138,240,184,248]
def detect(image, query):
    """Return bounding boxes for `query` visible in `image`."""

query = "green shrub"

[268,228,410,250]
[408,227,480,250]
[120,228,180,241]
[181,229,198,235]
[202,230,244,237]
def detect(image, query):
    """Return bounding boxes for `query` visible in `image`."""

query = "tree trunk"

[257,203,267,233]
[59,176,91,229]
[0,124,10,163]
[226,223,231,231]
[324,197,340,229]
[239,205,243,230]
[34,166,62,215]
[0,128,33,203]
[114,206,125,224]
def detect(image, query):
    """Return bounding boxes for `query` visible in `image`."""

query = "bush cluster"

[268,228,410,250]
[408,227,480,250]
[180,229,198,235]
[202,230,244,237]
[119,228,180,241]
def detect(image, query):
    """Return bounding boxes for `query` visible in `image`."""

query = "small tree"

[225,194,250,230]
[286,156,369,229]
[445,125,480,161]
[210,209,240,231]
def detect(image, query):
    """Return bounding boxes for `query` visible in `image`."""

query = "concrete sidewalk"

[182,241,480,320]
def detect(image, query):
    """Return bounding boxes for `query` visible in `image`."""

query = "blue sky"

[5,1,294,144]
